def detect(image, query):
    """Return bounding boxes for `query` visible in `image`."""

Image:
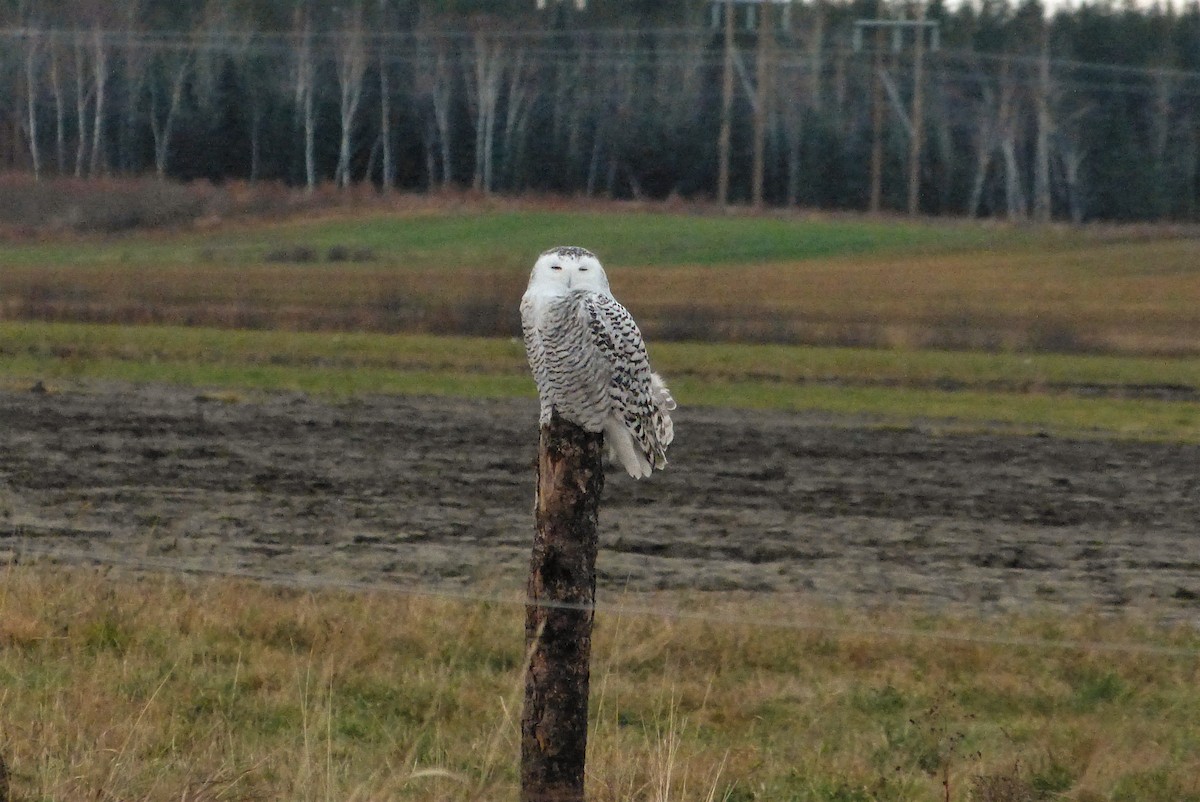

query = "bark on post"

[521,413,604,802]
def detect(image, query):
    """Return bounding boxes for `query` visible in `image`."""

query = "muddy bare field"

[1,382,1198,622]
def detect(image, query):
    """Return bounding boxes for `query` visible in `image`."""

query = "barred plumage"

[521,246,675,478]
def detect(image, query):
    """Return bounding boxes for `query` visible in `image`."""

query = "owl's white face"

[526,246,611,296]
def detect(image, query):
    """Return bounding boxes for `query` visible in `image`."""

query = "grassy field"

[1,566,1198,802]
[0,206,1006,267]
[3,206,1199,352]
[5,321,1200,442]
[4,202,1200,801]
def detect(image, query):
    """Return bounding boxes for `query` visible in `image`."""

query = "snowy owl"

[520,246,675,479]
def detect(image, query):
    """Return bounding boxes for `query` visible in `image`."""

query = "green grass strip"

[0,210,1011,269]
[3,321,1199,442]
[669,377,1200,442]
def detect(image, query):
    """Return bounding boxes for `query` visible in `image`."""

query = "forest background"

[1,0,1198,222]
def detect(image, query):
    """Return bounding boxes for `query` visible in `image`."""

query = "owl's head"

[527,246,611,295]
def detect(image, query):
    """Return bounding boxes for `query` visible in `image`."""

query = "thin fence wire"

[7,539,1199,659]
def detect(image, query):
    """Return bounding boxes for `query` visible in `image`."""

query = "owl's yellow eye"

[550,264,562,270]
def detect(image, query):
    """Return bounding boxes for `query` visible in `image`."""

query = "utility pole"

[854,14,939,215]
[717,0,734,206]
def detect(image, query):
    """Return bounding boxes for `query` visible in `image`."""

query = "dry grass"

[630,240,1200,354]
[0,174,487,236]
[3,202,1199,355]
[1,565,1198,801]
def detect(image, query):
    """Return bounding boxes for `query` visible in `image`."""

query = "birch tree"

[87,27,108,176]
[48,32,67,173]
[464,30,504,193]
[148,48,191,179]
[292,8,317,191]
[333,3,367,188]
[1032,30,1053,223]
[23,28,42,180]
[378,33,395,191]
[73,31,90,177]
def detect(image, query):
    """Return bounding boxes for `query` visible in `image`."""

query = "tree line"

[2,0,1198,222]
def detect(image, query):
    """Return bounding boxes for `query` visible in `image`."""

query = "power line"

[2,27,1199,84]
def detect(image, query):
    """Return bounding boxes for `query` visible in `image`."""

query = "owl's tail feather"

[650,372,675,451]
[650,373,676,407]
[604,417,653,479]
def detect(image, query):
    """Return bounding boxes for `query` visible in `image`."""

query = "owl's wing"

[579,292,674,470]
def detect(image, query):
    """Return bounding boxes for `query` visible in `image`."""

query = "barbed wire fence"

[6,539,1198,659]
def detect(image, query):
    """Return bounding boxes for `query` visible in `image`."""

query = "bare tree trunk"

[717,0,734,205]
[88,28,107,177]
[423,119,438,189]
[1054,104,1091,225]
[996,60,1026,221]
[23,29,42,180]
[906,3,927,216]
[483,54,500,193]
[428,45,454,188]
[49,35,66,174]
[869,28,885,213]
[1060,143,1085,224]
[334,5,367,189]
[1033,31,1053,223]
[379,41,394,192]
[293,12,317,193]
[1000,138,1025,220]
[751,0,773,208]
[73,32,89,177]
[465,32,503,193]
[149,54,190,179]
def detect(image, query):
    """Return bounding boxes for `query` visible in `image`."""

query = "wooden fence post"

[521,413,604,802]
